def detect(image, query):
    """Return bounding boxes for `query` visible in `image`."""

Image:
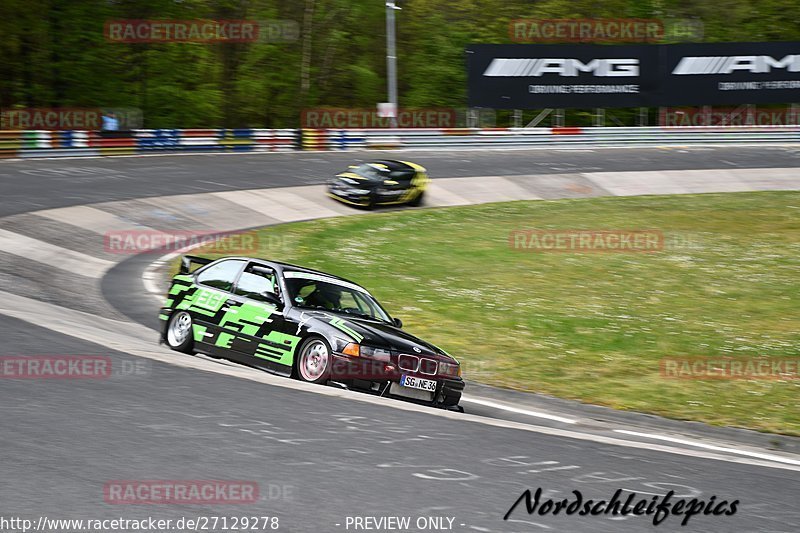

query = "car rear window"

[196,259,245,292]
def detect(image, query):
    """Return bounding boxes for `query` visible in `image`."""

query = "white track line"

[143,246,202,302]
[614,429,800,467]
[461,397,576,425]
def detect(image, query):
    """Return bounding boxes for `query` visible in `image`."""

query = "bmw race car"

[327,160,430,208]
[159,256,464,408]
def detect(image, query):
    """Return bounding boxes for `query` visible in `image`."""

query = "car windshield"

[285,273,391,323]
[349,163,390,182]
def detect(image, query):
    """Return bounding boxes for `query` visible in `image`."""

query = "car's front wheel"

[166,311,194,353]
[296,337,332,384]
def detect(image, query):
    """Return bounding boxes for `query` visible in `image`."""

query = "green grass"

[179,191,800,435]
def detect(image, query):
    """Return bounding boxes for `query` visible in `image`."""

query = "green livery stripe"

[215,332,235,348]
[192,324,207,342]
[158,314,169,321]
[177,301,217,317]
[191,288,227,311]
[219,302,275,336]
[329,318,364,342]
[255,346,283,357]
[174,287,227,317]
[253,331,301,366]
[169,283,192,295]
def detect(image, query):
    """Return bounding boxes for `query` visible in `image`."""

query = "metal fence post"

[594,108,605,127]
[554,109,564,127]
[513,109,522,128]
[467,108,478,128]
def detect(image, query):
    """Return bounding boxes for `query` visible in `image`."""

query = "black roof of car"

[235,257,363,288]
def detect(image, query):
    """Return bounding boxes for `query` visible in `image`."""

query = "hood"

[333,172,377,186]
[308,311,456,363]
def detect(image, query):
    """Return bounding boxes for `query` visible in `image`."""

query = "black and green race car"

[327,160,430,208]
[159,256,464,409]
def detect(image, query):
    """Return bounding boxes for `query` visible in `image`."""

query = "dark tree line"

[1,0,798,127]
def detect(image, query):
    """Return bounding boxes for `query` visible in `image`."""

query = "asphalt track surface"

[1,147,799,532]
[2,145,800,216]
[3,313,799,533]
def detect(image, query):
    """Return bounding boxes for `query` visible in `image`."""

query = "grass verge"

[176,191,800,435]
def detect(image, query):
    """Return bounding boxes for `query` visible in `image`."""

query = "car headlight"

[360,345,392,361]
[342,343,391,361]
[438,362,461,378]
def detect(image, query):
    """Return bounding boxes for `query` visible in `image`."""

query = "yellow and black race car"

[327,160,429,208]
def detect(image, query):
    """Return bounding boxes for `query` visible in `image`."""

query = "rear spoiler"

[180,255,213,275]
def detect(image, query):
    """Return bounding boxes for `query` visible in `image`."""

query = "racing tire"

[166,311,194,354]
[296,336,333,384]
[408,191,425,207]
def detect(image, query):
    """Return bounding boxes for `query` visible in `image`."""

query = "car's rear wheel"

[408,191,425,207]
[166,311,194,353]
[296,337,332,384]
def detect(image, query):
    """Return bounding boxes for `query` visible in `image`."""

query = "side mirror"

[392,317,403,328]
[260,292,284,308]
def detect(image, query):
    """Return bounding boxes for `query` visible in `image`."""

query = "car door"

[230,263,302,372]
[187,258,247,353]
[381,169,415,204]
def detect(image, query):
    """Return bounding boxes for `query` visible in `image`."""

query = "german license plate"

[400,375,437,392]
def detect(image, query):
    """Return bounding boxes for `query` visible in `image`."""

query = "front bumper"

[330,353,465,407]
[327,188,371,206]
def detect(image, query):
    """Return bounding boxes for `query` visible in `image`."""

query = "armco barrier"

[300,126,800,150]
[1,127,798,157]
[2,129,299,158]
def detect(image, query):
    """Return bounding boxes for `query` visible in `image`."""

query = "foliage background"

[1,0,799,127]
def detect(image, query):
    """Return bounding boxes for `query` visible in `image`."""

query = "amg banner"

[467,44,659,108]
[467,42,800,108]
[662,41,800,106]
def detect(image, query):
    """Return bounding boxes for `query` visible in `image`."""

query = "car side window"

[297,282,318,299]
[389,170,414,183]
[234,265,279,303]
[196,259,245,292]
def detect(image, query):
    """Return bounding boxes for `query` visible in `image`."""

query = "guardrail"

[301,126,800,151]
[1,127,798,158]
[0,129,298,159]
